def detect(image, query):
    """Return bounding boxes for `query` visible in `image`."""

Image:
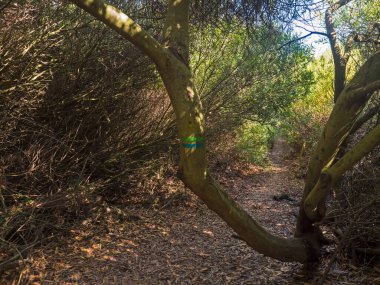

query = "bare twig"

[279,31,328,49]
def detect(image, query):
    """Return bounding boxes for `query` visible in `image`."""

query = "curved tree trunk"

[69,0,318,263]
[157,58,316,263]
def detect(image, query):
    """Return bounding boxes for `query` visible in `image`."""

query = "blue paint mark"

[182,143,204,149]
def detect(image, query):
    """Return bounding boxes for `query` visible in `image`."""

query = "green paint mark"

[181,136,205,142]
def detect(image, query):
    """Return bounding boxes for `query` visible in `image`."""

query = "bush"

[280,55,334,156]
[0,1,177,272]
[236,122,274,165]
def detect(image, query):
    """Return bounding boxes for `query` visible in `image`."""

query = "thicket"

[0,0,176,271]
[191,24,313,165]
[326,120,380,266]
[281,55,334,157]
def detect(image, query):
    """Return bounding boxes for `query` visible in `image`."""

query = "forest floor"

[13,140,378,284]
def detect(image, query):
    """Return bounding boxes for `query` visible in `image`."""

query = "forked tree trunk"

[295,0,380,241]
[296,51,380,238]
[69,0,318,263]
[69,0,380,264]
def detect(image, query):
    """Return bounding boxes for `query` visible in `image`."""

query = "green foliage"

[190,23,314,165]
[280,54,334,154]
[192,24,314,125]
[190,24,314,163]
[334,0,380,60]
[239,30,314,124]
[236,122,275,165]
[336,0,380,37]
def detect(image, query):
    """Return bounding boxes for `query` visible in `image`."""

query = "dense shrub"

[280,55,334,156]
[236,122,275,165]
[0,1,176,270]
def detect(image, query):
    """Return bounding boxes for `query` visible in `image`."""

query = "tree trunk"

[69,0,319,263]
[304,123,380,220]
[325,0,352,102]
[296,51,380,238]
[68,0,380,264]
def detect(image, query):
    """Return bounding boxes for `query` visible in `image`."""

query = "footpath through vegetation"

[10,139,373,285]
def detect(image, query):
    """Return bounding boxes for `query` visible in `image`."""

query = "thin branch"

[294,24,328,36]
[279,32,327,49]
[350,104,380,134]
[304,123,380,221]
[317,199,378,285]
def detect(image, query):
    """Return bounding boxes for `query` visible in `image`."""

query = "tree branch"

[279,31,328,49]
[325,0,352,101]
[351,80,380,97]
[353,104,380,131]
[330,0,352,13]
[163,0,190,65]
[69,0,168,67]
[304,123,380,221]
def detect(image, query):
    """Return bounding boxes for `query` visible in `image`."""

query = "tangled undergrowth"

[0,1,177,275]
[0,2,239,277]
[325,140,380,266]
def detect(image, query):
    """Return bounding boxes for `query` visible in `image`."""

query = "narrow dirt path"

[29,139,312,285]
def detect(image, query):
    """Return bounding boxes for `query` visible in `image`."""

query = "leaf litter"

[7,140,378,285]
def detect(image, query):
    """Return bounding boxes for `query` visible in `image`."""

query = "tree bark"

[296,51,380,237]
[304,123,380,221]
[325,0,351,102]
